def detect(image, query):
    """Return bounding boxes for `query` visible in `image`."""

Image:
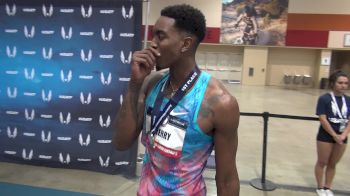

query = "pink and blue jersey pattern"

[138,71,214,196]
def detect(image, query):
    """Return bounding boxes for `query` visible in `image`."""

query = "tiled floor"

[1,84,350,195]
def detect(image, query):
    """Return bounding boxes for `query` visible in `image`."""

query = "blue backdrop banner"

[0,0,142,175]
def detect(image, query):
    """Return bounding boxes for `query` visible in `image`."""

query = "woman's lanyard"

[150,66,201,137]
[330,92,348,119]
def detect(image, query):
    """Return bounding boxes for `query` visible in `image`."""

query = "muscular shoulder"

[198,77,239,133]
[205,78,238,114]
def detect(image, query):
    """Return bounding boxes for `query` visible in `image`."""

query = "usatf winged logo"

[59,112,71,125]
[79,134,91,146]
[80,92,92,105]
[24,108,35,121]
[24,25,35,38]
[42,47,53,60]
[81,5,92,18]
[59,153,71,164]
[24,68,35,80]
[6,4,16,16]
[7,126,18,139]
[41,89,52,102]
[7,87,17,98]
[101,28,113,41]
[41,130,51,143]
[120,51,132,64]
[42,4,53,17]
[100,72,112,85]
[99,156,110,167]
[122,5,134,19]
[80,49,92,62]
[61,26,73,40]
[22,149,34,160]
[6,46,17,58]
[99,115,111,128]
[60,70,72,83]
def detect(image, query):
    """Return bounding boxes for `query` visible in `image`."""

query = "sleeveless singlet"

[138,71,214,196]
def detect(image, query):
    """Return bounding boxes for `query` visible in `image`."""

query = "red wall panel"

[285,30,329,48]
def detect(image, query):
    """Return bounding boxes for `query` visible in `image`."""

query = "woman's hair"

[328,70,349,88]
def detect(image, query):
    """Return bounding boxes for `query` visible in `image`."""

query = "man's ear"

[181,36,193,53]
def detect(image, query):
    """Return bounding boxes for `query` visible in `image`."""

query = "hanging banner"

[221,0,289,46]
[0,0,142,175]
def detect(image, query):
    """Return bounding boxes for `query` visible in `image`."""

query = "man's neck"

[168,57,196,89]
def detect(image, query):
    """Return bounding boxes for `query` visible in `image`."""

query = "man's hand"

[130,45,160,84]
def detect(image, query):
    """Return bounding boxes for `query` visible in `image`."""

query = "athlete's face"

[150,16,187,69]
[333,76,348,95]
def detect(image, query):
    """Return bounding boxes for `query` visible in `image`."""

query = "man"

[113,4,240,196]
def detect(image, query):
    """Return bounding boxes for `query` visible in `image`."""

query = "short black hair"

[329,70,349,88]
[161,4,206,45]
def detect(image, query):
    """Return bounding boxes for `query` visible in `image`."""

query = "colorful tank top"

[138,71,214,196]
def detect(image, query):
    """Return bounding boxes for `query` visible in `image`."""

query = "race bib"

[153,115,188,158]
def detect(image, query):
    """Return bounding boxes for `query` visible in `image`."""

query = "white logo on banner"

[41,30,55,35]
[5,4,16,16]
[99,115,111,128]
[7,126,18,139]
[115,161,129,166]
[120,94,123,105]
[59,153,71,164]
[61,26,73,40]
[41,90,52,102]
[22,149,34,160]
[80,92,92,105]
[24,108,35,121]
[7,87,17,98]
[101,28,113,41]
[122,5,134,19]
[98,98,113,103]
[6,46,17,58]
[6,110,19,115]
[39,155,52,160]
[100,72,112,85]
[60,70,72,83]
[77,158,92,162]
[80,49,92,62]
[120,33,134,37]
[24,68,35,80]
[99,156,110,167]
[5,29,18,33]
[41,130,51,143]
[81,5,92,18]
[100,9,114,14]
[22,8,36,13]
[24,25,35,38]
[60,8,74,13]
[120,51,132,64]
[97,140,112,144]
[59,112,71,125]
[42,4,53,17]
[23,132,36,137]
[42,47,53,60]
[79,134,91,146]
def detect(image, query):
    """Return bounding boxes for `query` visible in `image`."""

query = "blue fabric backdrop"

[0,0,142,175]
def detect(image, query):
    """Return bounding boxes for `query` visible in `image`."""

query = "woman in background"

[315,70,350,196]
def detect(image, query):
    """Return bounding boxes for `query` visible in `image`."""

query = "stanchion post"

[250,112,277,191]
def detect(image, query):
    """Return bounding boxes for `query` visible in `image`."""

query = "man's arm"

[214,89,240,196]
[112,47,159,150]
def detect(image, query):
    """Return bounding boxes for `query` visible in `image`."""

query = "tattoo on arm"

[198,93,222,119]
